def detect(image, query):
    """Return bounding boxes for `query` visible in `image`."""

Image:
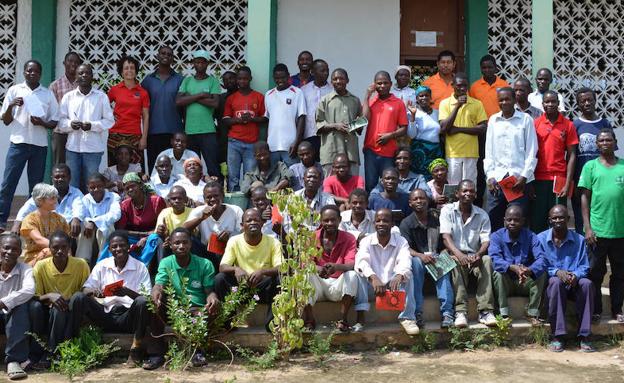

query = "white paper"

[414,31,437,47]
[23,93,45,118]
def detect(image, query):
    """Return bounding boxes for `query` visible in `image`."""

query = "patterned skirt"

[107,133,142,166]
[410,138,443,180]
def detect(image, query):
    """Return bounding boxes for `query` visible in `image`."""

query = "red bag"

[375,290,406,311]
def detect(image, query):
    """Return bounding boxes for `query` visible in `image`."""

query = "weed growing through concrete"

[411,332,438,353]
[306,331,336,367]
[528,325,550,347]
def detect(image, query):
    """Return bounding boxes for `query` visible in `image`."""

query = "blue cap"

[192,50,210,61]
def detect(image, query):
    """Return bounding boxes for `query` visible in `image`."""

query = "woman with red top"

[107,56,150,167]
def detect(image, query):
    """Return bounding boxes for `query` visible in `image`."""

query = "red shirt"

[322,175,364,198]
[364,94,408,158]
[534,113,579,181]
[108,82,150,135]
[117,194,166,232]
[314,229,357,278]
[223,90,265,143]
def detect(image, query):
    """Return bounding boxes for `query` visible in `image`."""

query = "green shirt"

[155,254,215,306]
[178,75,221,134]
[578,158,624,238]
[316,91,362,166]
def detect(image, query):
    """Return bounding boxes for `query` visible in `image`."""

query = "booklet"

[208,233,226,255]
[347,116,368,133]
[553,175,574,197]
[103,280,124,297]
[442,184,458,202]
[424,252,457,281]
[497,175,523,202]
[375,290,406,311]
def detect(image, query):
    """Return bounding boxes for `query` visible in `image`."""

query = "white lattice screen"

[68,0,248,91]
[554,0,623,125]
[0,0,17,99]
[487,0,533,83]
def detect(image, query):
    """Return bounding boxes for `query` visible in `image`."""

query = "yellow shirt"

[33,256,90,299]
[439,95,488,158]
[221,234,283,274]
[155,207,192,233]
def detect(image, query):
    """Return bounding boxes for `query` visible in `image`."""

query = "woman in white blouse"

[407,85,442,179]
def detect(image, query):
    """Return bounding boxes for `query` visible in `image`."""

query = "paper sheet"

[23,93,45,118]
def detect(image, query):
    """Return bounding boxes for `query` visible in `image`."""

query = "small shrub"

[411,331,438,353]
[448,327,475,351]
[491,315,512,347]
[528,325,550,347]
[236,341,280,370]
[306,331,336,366]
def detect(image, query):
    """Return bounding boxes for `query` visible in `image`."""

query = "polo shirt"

[141,70,184,135]
[155,254,215,307]
[83,256,152,312]
[488,227,547,277]
[314,229,356,278]
[573,117,613,181]
[316,90,362,166]
[33,257,90,300]
[156,206,192,233]
[363,94,408,158]
[178,75,221,134]
[422,73,454,110]
[223,90,265,143]
[264,86,306,152]
[469,76,510,117]
[187,203,243,245]
[533,113,579,181]
[323,175,364,198]
[439,95,488,158]
[221,234,283,274]
[107,82,150,135]
[439,202,491,254]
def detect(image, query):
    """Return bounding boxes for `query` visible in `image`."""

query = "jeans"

[547,276,594,337]
[0,302,30,363]
[227,138,257,192]
[588,237,624,317]
[187,133,221,180]
[66,150,103,191]
[0,143,47,225]
[354,274,417,321]
[411,257,454,317]
[270,150,297,168]
[486,184,530,232]
[363,148,395,192]
[492,271,546,317]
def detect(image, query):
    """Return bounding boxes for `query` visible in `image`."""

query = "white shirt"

[391,85,416,106]
[81,191,121,239]
[16,185,84,223]
[58,87,114,153]
[0,262,35,313]
[301,81,332,139]
[150,173,178,199]
[264,86,306,152]
[528,90,566,112]
[187,203,244,244]
[439,202,491,254]
[83,256,151,313]
[150,148,202,180]
[484,110,538,182]
[173,176,206,205]
[1,82,59,147]
[355,231,413,284]
[408,109,440,143]
[340,209,377,239]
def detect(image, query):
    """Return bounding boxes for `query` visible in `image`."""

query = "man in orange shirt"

[469,55,510,118]
[422,50,456,110]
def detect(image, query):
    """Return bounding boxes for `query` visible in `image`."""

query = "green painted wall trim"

[247,0,277,93]
[31,0,57,182]
[464,0,489,84]
[531,0,554,78]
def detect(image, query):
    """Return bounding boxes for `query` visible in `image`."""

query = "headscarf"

[415,85,431,96]
[428,158,448,174]
[395,65,412,77]
[122,172,155,195]
[183,157,202,172]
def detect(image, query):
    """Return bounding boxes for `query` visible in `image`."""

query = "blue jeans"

[227,138,257,192]
[270,150,297,168]
[411,257,454,317]
[66,150,103,191]
[485,184,530,232]
[363,148,395,192]
[0,302,30,363]
[354,274,417,320]
[0,143,47,225]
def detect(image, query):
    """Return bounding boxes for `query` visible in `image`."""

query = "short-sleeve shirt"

[316,91,362,166]
[439,95,488,158]
[224,90,265,143]
[323,175,364,198]
[20,211,70,264]
[141,70,184,135]
[155,254,215,307]
[156,207,193,233]
[107,82,150,135]
[187,204,244,245]
[422,73,454,110]
[116,194,166,232]
[573,117,613,181]
[368,192,411,218]
[468,76,510,117]
[534,113,579,180]
[34,256,90,299]
[439,202,491,254]
[364,94,408,158]
[221,234,283,274]
[264,86,306,152]
[578,158,624,238]
[314,229,356,278]
[178,75,221,134]
[240,161,293,195]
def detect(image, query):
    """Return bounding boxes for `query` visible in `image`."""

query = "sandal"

[526,316,543,327]
[580,338,596,353]
[7,362,27,380]
[142,355,165,371]
[191,351,207,367]
[336,320,350,333]
[549,339,564,353]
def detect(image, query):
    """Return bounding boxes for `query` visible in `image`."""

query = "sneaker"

[415,312,425,328]
[351,322,365,333]
[441,314,454,329]
[454,312,468,328]
[400,319,420,335]
[479,311,497,327]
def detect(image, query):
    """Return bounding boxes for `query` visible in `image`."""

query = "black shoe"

[142,355,165,370]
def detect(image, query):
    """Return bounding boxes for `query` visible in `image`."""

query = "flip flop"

[7,362,27,380]
[549,339,564,353]
[336,320,351,333]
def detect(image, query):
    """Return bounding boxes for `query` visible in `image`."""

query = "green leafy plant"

[377,345,392,354]
[236,341,280,370]
[306,331,336,366]
[411,331,438,353]
[491,315,512,347]
[528,325,550,348]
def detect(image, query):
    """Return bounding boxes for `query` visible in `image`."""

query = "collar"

[85,190,115,205]
[399,171,418,181]
[407,211,431,229]
[62,74,77,85]
[151,174,176,186]
[50,257,73,275]
[116,81,143,91]
[149,68,178,78]
[449,94,476,105]
[19,82,43,92]
[370,231,398,248]
[77,87,98,97]
[0,262,23,279]
[451,201,480,219]
[392,84,412,92]
[494,109,523,121]
[546,228,576,245]
[173,254,194,270]
[102,256,138,273]
[502,227,529,244]
[328,90,354,99]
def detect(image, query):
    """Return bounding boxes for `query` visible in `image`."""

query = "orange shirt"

[469,76,510,117]
[422,73,454,110]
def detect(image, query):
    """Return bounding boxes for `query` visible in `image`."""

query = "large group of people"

[0,45,622,379]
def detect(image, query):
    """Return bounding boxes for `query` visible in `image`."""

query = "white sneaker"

[454,312,468,328]
[400,319,420,335]
[479,311,497,326]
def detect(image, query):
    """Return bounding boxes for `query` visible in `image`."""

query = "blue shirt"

[538,228,590,279]
[573,117,612,181]
[289,73,314,88]
[81,191,122,239]
[16,186,83,223]
[141,70,184,135]
[371,171,432,198]
[288,162,323,191]
[368,191,411,218]
[489,227,547,278]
